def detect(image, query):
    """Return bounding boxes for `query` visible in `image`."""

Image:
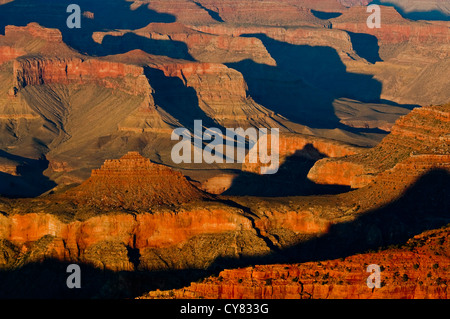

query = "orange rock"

[13,57,150,95]
[308,104,450,188]
[5,23,63,43]
[243,132,361,175]
[63,152,207,209]
[0,46,26,65]
[307,158,375,188]
[332,6,450,44]
[140,226,450,299]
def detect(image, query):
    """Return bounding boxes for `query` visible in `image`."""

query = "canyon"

[0,104,448,298]
[308,104,450,188]
[0,0,448,300]
[141,224,450,299]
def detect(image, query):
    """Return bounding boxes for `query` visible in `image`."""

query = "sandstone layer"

[242,132,362,175]
[141,225,450,299]
[331,6,450,45]
[63,152,207,209]
[308,104,450,188]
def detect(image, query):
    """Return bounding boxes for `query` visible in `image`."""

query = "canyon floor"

[0,0,448,299]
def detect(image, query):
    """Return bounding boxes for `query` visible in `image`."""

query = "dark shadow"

[0,259,211,299]
[223,144,352,197]
[371,1,450,21]
[311,10,342,20]
[227,34,384,129]
[0,151,56,198]
[144,67,243,158]
[215,168,450,268]
[0,0,177,56]
[347,32,382,64]
[0,169,448,299]
[144,67,220,132]
[100,33,193,60]
[126,246,142,270]
[192,1,224,23]
[402,10,450,21]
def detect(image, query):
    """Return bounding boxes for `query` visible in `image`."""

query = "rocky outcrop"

[199,173,238,195]
[0,46,26,65]
[351,154,450,211]
[132,0,219,25]
[307,159,375,188]
[13,57,150,96]
[63,152,207,209]
[140,225,450,299]
[150,60,290,129]
[196,0,328,27]
[243,132,362,175]
[93,22,276,65]
[0,159,18,175]
[0,206,264,271]
[308,104,450,188]
[192,24,354,54]
[4,23,63,43]
[331,6,450,44]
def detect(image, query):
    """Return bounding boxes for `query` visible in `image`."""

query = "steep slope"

[0,25,183,190]
[0,101,448,298]
[308,104,450,188]
[63,152,207,209]
[134,0,331,26]
[141,225,450,299]
[331,6,450,44]
[93,22,276,65]
[131,0,219,25]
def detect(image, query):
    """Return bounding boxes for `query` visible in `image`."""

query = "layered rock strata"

[141,225,450,299]
[308,104,450,188]
[63,152,207,209]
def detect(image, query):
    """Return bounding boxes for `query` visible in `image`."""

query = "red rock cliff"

[331,6,450,44]
[13,57,150,96]
[141,225,450,299]
[308,104,450,188]
[63,152,207,209]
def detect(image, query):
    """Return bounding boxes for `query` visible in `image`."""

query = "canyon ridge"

[0,0,448,300]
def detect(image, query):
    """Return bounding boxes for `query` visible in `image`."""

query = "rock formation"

[0,0,449,300]
[93,22,276,65]
[13,57,150,96]
[308,104,450,188]
[63,152,207,209]
[242,132,362,176]
[331,6,450,45]
[141,225,450,299]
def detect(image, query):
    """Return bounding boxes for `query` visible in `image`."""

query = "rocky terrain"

[62,152,208,209]
[308,104,450,188]
[0,0,448,299]
[0,1,448,191]
[0,103,448,298]
[141,224,450,299]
